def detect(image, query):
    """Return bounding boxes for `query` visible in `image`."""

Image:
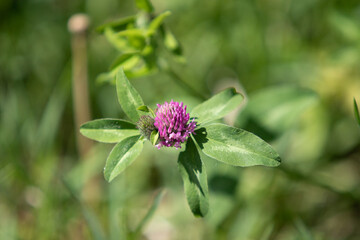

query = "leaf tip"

[104,173,111,182]
[275,156,282,166]
[104,170,114,183]
[103,165,112,182]
[79,122,90,136]
[164,10,172,16]
[193,207,208,218]
[354,97,358,111]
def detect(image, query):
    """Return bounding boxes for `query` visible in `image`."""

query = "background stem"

[68,14,93,158]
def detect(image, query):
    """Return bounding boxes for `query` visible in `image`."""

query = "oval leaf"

[116,68,145,122]
[190,88,244,125]
[104,136,143,182]
[80,119,139,143]
[194,124,281,167]
[178,138,209,217]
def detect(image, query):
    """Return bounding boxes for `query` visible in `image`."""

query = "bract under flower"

[154,100,196,149]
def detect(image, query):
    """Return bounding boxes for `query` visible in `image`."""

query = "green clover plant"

[80,68,281,217]
[95,0,208,100]
[96,0,184,84]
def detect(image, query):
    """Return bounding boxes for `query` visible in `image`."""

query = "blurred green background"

[1,0,360,239]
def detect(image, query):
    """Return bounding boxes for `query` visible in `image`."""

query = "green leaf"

[135,0,154,13]
[354,98,360,126]
[104,27,131,52]
[104,136,143,182]
[137,105,150,112]
[146,11,172,37]
[125,64,157,79]
[96,16,136,33]
[97,54,147,84]
[194,124,281,167]
[137,105,155,116]
[116,68,145,122]
[96,72,114,85]
[150,130,159,145]
[162,27,184,61]
[110,53,140,70]
[97,61,156,85]
[191,88,244,125]
[80,119,139,143]
[116,28,144,38]
[178,137,209,217]
[163,28,180,52]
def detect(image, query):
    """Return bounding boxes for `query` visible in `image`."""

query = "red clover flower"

[154,100,196,149]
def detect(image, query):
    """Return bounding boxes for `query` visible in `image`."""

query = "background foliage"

[1,0,360,239]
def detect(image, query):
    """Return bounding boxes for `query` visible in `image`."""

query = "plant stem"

[163,66,208,101]
[68,13,93,158]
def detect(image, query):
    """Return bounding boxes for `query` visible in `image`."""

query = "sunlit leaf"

[116,28,144,38]
[96,72,114,84]
[104,27,132,52]
[191,88,244,125]
[150,130,159,145]
[194,124,281,167]
[80,119,139,143]
[146,11,171,37]
[124,64,158,79]
[104,136,143,182]
[137,105,150,112]
[116,68,145,122]
[135,0,154,13]
[115,29,146,50]
[178,138,209,217]
[96,16,136,33]
[110,53,140,70]
[162,27,184,61]
[97,55,147,84]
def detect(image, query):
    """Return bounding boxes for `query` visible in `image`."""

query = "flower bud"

[136,115,156,140]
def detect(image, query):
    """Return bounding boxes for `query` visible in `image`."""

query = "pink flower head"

[154,100,196,149]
